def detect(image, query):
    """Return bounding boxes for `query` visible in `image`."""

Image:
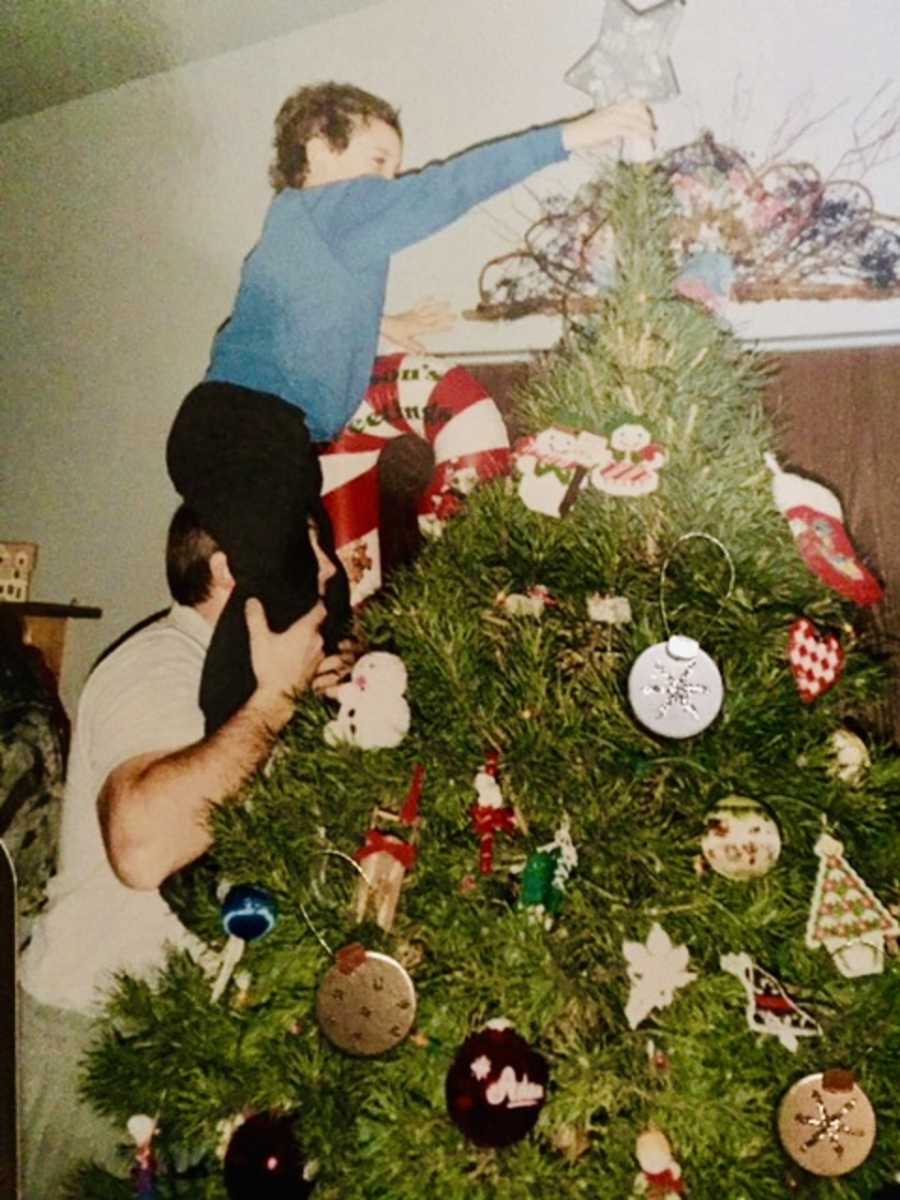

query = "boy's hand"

[562,101,656,152]
[380,297,457,353]
[245,597,326,720]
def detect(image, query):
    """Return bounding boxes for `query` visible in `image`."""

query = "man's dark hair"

[166,504,219,606]
[270,80,401,192]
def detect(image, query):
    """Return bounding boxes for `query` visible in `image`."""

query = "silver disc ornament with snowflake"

[628,634,724,738]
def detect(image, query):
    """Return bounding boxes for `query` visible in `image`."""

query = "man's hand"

[562,101,656,152]
[380,297,456,353]
[246,597,326,723]
[312,637,359,700]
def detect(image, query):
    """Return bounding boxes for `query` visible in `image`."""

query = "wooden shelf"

[0,601,101,620]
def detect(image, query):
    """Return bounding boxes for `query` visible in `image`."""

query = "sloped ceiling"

[2,0,385,124]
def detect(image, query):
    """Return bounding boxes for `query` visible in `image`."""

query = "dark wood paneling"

[765,346,900,736]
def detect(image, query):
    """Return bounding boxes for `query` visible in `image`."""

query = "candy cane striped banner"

[319,355,511,604]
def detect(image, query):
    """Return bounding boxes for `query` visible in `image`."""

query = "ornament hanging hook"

[299,848,371,957]
[659,532,735,640]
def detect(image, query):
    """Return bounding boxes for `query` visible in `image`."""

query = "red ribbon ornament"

[471,804,518,874]
[354,829,417,870]
[644,1167,686,1196]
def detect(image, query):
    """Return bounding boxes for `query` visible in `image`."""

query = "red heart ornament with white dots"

[788,618,845,703]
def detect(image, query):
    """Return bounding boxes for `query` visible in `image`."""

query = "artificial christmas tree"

[74,163,899,1198]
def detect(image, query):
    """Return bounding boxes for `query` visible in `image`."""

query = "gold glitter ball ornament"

[315,944,416,1056]
[777,1070,876,1176]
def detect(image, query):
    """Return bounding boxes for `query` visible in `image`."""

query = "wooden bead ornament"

[352,765,423,932]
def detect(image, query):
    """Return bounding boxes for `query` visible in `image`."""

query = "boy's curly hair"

[270,81,401,192]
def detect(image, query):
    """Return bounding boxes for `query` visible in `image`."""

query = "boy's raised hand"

[562,101,656,152]
[380,297,457,353]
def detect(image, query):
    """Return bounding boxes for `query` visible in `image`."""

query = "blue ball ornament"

[221,884,278,942]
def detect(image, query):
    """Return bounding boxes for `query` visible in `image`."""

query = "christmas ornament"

[445,1020,549,1148]
[634,1127,685,1197]
[720,952,822,1053]
[212,884,278,1003]
[315,943,417,1055]
[587,593,632,624]
[566,0,683,108]
[778,1070,876,1176]
[765,454,884,607]
[788,618,844,703]
[352,764,423,932]
[127,1114,158,1199]
[517,816,577,926]
[320,353,510,604]
[323,651,410,749]
[498,584,557,617]
[628,533,732,739]
[512,426,610,517]
[471,753,519,874]
[623,922,697,1029]
[223,1111,316,1199]
[700,796,781,881]
[828,728,870,786]
[806,832,899,978]
[628,635,724,738]
[591,423,667,497]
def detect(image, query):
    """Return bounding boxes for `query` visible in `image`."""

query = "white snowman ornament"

[324,652,410,749]
[513,426,611,517]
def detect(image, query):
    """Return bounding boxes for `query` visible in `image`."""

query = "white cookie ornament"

[592,422,667,497]
[623,923,697,1029]
[720,952,821,1053]
[323,651,410,749]
[513,426,611,517]
[806,833,899,978]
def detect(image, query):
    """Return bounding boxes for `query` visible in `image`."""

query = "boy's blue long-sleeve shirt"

[205,123,567,441]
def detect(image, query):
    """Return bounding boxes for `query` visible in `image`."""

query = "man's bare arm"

[98,599,326,890]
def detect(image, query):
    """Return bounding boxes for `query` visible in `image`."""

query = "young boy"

[167,81,654,732]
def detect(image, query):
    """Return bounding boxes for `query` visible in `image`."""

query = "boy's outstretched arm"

[561,100,656,151]
[312,102,656,264]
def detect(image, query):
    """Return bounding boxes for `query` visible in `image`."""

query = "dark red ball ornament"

[445,1020,549,1148]
[224,1112,316,1199]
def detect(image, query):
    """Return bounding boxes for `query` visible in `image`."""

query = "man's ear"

[209,550,235,593]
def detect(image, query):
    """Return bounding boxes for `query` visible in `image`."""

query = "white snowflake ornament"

[628,635,724,738]
[623,922,697,1028]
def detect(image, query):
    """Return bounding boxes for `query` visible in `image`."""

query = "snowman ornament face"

[628,634,724,739]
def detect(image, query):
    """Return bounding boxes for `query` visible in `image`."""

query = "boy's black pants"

[167,380,351,735]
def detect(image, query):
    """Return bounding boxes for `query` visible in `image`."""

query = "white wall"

[3,0,899,708]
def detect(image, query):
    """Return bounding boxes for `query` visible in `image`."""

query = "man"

[18,503,345,1196]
